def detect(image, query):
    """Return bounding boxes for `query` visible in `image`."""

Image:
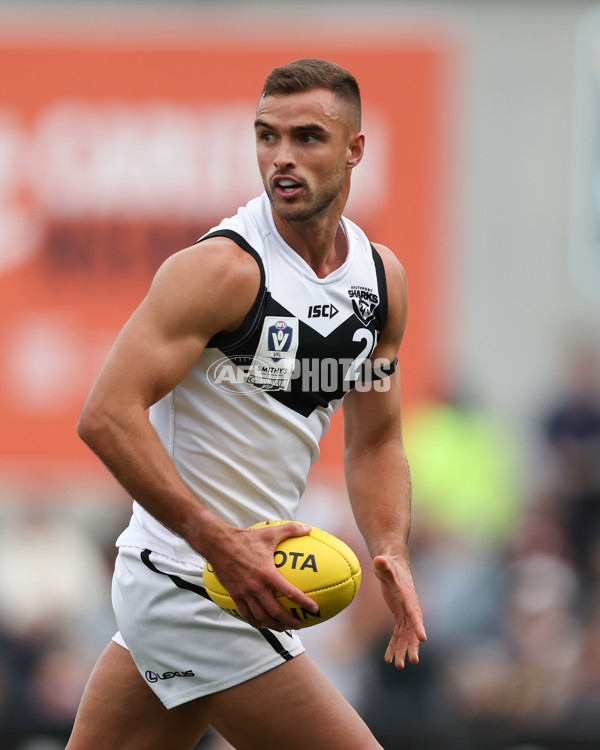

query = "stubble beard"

[266,165,346,224]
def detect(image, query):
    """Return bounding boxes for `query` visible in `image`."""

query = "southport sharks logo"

[348,285,379,325]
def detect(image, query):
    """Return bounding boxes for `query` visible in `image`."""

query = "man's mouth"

[274,177,302,194]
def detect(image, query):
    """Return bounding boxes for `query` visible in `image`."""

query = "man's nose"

[273,139,295,169]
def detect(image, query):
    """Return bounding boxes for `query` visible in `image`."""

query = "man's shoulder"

[370,243,406,286]
[146,238,262,339]
[161,237,261,287]
[200,193,270,247]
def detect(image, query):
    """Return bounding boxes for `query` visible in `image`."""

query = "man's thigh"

[66,641,211,750]
[206,652,383,750]
[67,644,382,750]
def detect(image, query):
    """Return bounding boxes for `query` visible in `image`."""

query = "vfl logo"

[348,286,379,325]
[246,316,299,390]
[268,320,293,359]
[145,669,195,683]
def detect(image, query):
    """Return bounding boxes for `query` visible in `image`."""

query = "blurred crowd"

[339,339,600,750]
[0,496,123,750]
[0,341,599,750]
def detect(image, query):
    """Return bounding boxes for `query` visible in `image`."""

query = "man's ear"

[347,132,365,169]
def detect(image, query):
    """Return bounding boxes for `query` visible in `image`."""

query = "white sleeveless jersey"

[116,193,391,562]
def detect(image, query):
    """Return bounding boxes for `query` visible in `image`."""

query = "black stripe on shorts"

[140,548,211,599]
[140,549,294,661]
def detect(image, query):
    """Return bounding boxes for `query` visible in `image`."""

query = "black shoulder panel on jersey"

[216,295,382,418]
[370,245,388,333]
[198,230,268,352]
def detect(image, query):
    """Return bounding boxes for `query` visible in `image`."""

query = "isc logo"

[307,304,338,319]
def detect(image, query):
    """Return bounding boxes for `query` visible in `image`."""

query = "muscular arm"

[343,244,426,667]
[77,238,317,631]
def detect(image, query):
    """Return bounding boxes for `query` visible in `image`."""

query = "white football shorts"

[111,545,305,709]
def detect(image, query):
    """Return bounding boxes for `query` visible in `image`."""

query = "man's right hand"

[204,521,319,631]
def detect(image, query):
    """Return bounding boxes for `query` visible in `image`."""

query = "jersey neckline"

[259,192,355,286]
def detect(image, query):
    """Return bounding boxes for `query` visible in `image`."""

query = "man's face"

[254,88,362,223]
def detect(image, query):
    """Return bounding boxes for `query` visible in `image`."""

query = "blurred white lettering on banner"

[0,100,386,280]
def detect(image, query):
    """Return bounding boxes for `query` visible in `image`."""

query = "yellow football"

[202,520,361,628]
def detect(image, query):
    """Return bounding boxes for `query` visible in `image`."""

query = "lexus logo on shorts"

[145,669,195,683]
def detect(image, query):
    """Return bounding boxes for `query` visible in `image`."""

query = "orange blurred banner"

[0,33,455,475]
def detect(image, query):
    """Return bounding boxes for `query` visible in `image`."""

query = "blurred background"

[0,1,599,748]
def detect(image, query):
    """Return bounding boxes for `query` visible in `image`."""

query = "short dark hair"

[260,58,361,130]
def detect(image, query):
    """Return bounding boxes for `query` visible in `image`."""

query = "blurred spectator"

[538,342,600,590]
[0,501,114,744]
